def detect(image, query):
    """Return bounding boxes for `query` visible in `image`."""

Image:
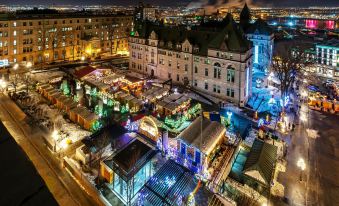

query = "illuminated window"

[254,45,259,63]
[227,66,235,83]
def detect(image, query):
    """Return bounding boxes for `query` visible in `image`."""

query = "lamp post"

[297,158,306,181]
[52,130,58,152]
[0,79,7,92]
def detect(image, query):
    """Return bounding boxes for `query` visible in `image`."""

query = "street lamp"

[52,130,58,152]
[0,79,6,93]
[13,63,19,70]
[297,158,306,181]
[26,61,32,69]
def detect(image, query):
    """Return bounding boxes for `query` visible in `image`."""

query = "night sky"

[2,0,339,7]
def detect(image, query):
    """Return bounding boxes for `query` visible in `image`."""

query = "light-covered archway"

[139,116,160,142]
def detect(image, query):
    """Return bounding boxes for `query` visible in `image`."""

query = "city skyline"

[1,0,339,7]
[0,2,338,206]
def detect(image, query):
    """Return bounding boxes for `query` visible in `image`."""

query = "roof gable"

[243,138,277,185]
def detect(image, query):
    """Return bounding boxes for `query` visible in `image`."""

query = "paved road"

[0,93,101,206]
[278,100,339,206]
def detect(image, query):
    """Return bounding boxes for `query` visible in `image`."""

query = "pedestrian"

[292,123,295,131]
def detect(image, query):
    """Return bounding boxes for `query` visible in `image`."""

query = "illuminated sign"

[0,59,9,67]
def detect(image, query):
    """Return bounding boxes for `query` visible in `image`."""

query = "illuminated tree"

[271,41,312,100]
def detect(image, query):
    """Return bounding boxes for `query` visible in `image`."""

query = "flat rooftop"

[113,139,152,173]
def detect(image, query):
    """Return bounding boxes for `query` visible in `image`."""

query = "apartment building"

[129,15,253,105]
[0,10,133,65]
[315,39,339,79]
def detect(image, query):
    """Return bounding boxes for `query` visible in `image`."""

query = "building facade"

[315,39,339,79]
[245,19,274,74]
[129,16,253,105]
[143,7,156,22]
[0,11,133,65]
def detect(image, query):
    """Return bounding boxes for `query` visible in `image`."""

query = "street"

[0,93,101,206]
[278,100,339,206]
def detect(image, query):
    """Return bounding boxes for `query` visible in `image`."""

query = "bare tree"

[271,41,311,100]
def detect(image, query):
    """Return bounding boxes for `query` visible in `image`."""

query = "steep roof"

[134,15,251,55]
[208,14,251,52]
[243,138,277,185]
[178,116,225,155]
[240,3,251,24]
[246,18,273,35]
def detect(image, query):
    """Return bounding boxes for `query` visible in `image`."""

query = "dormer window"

[168,41,172,49]
[176,44,181,49]
[193,46,199,53]
[159,40,164,47]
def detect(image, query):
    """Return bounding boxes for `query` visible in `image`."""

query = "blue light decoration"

[180,142,186,156]
[246,67,250,97]
[137,191,148,206]
[288,21,294,27]
[124,118,139,131]
[226,111,233,119]
[258,118,265,127]
[164,176,176,188]
[284,96,290,107]
[268,97,276,105]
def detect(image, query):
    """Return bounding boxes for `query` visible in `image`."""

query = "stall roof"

[124,95,135,102]
[178,116,225,155]
[38,83,50,89]
[84,113,99,122]
[57,95,68,103]
[130,98,143,106]
[167,93,183,101]
[164,102,178,112]
[71,106,85,114]
[157,100,168,108]
[243,139,277,185]
[74,66,97,79]
[141,87,169,99]
[50,91,62,98]
[64,99,78,108]
[45,87,56,93]
[78,107,92,119]
[84,78,110,91]
[125,75,143,84]
[102,73,124,84]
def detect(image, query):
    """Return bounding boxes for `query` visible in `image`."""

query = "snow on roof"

[178,116,225,155]
[130,98,143,106]
[123,95,135,102]
[84,77,110,91]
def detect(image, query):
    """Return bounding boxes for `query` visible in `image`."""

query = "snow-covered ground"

[31,71,66,83]
[22,90,91,150]
[244,128,258,147]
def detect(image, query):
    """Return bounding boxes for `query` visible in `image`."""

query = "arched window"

[227,65,235,83]
[214,62,221,79]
